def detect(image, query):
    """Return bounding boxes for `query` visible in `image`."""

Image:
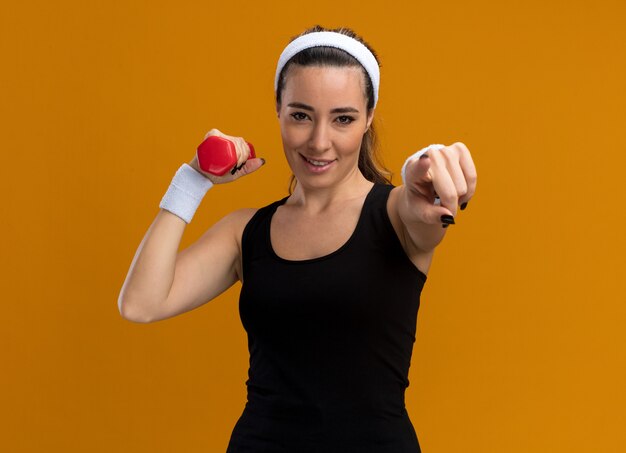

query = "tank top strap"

[356,183,401,247]
[241,195,288,278]
[364,182,394,213]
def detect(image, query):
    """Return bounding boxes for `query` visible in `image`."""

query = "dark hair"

[275,25,392,193]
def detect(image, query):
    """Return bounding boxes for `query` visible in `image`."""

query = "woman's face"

[277,65,374,190]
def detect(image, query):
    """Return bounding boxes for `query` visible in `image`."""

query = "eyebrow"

[287,102,359,114]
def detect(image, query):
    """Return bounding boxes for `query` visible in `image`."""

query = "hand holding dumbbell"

[188,129,265,184]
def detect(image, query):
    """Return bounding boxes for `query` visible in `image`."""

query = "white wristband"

[400,144,446,186]
[159,163,214,223]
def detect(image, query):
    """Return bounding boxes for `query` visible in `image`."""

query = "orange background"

[1,0,625,451]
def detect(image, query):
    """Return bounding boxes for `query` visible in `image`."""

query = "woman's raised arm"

[117,128,264,323]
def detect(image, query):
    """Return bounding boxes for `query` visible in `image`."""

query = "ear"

[365,109,375,132]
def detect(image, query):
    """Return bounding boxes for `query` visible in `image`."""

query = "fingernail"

[419,154,429,159]
[230,166,237,175]
[460,201,468,210]
[237,163,245,171]
[441,214,455,225]
[261,157,266,165]
[442,223,449,228]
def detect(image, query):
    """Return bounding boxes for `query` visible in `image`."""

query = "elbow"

[118,296,153,324]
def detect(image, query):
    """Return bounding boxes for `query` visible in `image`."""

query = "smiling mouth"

[300,154,336,167]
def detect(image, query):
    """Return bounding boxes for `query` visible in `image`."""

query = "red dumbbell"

[197,135,256,176]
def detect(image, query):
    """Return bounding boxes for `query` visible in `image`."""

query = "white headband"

[274,31,380,107]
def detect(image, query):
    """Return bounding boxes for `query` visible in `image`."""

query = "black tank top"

[226,183,426,452]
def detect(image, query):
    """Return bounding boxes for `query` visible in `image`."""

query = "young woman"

[119,25,477,452]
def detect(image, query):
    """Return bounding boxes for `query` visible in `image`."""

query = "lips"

[300,153,336,168]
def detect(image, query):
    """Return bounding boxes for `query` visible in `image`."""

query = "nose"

[307,120,332,154]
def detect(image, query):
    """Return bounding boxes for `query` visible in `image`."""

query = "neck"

[289,169,374,213]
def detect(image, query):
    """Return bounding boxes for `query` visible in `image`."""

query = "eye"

[290,112,309,121]
[336,115,355,125]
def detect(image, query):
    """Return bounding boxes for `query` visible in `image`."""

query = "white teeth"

[306,158,330,166]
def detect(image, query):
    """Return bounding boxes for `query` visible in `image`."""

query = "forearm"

[398,185,448,252]
[118,209,186,321]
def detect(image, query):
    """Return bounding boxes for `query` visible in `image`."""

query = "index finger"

[233,137,251,170]
[455,142,478,205]
[428,149,459,217]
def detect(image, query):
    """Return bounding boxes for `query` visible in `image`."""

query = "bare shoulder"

[223,207,258,228]
[215,208,258,281]
[386,186,434,277]
[231,208,258,239]
[214,207,259,246]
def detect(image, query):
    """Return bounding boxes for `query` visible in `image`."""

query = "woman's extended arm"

[394,142,477,253]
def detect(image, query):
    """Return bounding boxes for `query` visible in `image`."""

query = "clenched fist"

[401,142,477,227]
[188,128,266,184]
